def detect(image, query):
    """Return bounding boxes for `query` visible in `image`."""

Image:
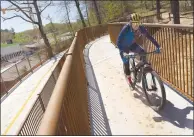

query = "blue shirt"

[117,23,160,53]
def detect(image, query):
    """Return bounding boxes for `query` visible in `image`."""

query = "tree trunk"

[93,0,101,24]
[74,0,86,28]
[172,0,180,24]
[85,0,91,26]
[170,0,173,14]
[144,1,148,9]
[191,0,194,18]
[33,0,53,57]
[151,0,154,10]
[156,0,161,20]
[48,16,60,53]
[64,1,74,36]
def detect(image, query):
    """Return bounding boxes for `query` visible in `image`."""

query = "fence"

[1,48,49,98]
[1,38,73,99]
[108,22,193,101]
[16,58,64,135]
[36,25,107,135]
[1,51,24,62]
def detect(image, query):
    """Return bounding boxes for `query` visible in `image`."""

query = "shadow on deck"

[84,40,112,135]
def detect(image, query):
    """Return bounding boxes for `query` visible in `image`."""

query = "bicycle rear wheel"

[142,70,166,111]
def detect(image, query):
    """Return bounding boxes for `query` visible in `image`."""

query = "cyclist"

[117,13,161,86]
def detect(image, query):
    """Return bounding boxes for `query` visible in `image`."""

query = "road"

[85,35,193,135]
[1,51,65,135]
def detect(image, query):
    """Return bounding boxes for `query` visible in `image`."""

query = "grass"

[1,43,18,47]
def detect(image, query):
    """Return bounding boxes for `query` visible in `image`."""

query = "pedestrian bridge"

[1,23,193,135]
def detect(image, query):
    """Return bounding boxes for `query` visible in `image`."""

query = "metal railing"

[108,22,193,101]
[1,38,73,99]
[36,24,107,135]
[1,48,49,98]
[16,58,64,135]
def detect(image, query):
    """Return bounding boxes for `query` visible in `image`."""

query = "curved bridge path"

[84,35,193,135]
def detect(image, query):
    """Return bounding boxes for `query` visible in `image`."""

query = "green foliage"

[102,1,123,22]
[88,9,98,25]
[44,23,69,35]
[1,43,17,47]
[13,33,32,44]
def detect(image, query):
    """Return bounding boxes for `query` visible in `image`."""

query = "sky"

[1,1,84,33]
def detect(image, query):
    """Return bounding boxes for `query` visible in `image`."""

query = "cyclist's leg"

[123,48,130,75]
[124,61,130,75]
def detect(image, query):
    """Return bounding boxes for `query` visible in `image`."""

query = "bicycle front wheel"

[142,70,166,111]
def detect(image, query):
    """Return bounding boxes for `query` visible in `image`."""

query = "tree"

[156,0,161,20]
[1,0,54,57]
[85,0,91,26]
[64,1,74,35]
[93,0,101,24]
[151,0,154,10]
[46,15,60,53]
[171,0,180,24]
[74,0,86,28]
[191,0,194,18]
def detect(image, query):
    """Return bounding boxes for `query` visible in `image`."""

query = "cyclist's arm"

[117,24,131,48]
[139,26,160,48]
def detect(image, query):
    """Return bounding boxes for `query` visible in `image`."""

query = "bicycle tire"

[142,70,166,111]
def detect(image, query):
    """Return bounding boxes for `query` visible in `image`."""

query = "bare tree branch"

[6,0,35,23]
[40,1,52,14]
[21,2,34,4]
[1,13,39,24]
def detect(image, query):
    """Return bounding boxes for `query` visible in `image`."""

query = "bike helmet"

[130,13,141,23]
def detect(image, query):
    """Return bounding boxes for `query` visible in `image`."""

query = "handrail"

[16,50,68,135]
[108,22,193,29]
[37,35,77,135]
[37,25,108,135]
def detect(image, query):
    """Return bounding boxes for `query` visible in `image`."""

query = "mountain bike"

[123,50,166,111]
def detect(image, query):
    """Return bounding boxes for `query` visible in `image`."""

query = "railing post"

[1,76,8,94]
[37,51,42,65]
[38,95,45,112]
[52,73,56,83]
[26,57,33,73]
[15,63,22,81]
[84,29,89,43]
[169,12,171,21]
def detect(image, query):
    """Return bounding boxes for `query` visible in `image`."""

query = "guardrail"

[36,25,107,135]
[108,22,193,101]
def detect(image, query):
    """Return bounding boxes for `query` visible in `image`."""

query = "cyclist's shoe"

[127,75,132,84]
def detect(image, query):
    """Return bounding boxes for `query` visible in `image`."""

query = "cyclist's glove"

[155,48,161,53]
[122,57,128,64]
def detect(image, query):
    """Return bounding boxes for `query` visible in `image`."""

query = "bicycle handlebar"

[124,48,162,59]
